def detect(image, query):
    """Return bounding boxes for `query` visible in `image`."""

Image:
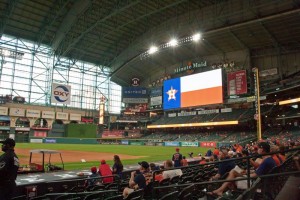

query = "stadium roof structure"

[1,0,300,86]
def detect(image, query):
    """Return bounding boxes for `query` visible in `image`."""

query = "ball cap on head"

[91,166,97,173]
[176,147,180,151]
[0,138,15,147]
[258,142,270,153]
[101,159,106,164]
[138,161,149,169]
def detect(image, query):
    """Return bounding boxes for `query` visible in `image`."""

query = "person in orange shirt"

[213,148,220,156]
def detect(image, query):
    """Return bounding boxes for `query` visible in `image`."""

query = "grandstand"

[0,0,300,199]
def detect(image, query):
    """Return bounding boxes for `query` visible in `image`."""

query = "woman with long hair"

[112,155,123,179]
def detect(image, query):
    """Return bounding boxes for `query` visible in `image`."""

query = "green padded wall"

[65,124,97,138]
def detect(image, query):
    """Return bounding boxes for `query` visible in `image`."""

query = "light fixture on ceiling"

[169,39,178,47]
[192,33,201,41]
[148,46,158,54]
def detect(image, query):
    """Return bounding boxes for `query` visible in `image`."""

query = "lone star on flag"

[166,86,178,101]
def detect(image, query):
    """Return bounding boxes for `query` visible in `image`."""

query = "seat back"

[159,178,170,186]
[170,176,180,184]
[178,184,195,200]
[159,191,179,200]
[104,194,124,200]
[124,189,144,200]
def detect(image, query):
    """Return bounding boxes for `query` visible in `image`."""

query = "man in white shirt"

[162,160,182,179]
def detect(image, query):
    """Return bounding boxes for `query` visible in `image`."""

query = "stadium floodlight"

[148,46,158,54]
[192,33,201,41]
[169,39,178,47]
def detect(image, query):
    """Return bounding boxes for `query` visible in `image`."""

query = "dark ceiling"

[1,0,300,86]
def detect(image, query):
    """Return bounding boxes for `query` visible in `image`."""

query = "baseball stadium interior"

[0,0,300,199]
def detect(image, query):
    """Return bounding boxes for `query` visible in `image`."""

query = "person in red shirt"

[199,157,207,165]
[99,160,113,183]
[181,156,188,166]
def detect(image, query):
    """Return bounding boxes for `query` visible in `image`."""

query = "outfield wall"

[28,137,220,147]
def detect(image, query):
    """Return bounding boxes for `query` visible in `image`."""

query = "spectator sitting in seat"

[199,157,207,165]
[99,160,113,183]
[181,156,188,166]
[210,148,235,181]
[123,161,152,198]
[86,166,101,187]
[149,163,160,172]
[208,142,276,197]
[162,160,183,180]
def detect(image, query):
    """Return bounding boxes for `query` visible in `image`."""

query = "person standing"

[112,155,123,179]
[172,148,183,167]
[0,138,19,200]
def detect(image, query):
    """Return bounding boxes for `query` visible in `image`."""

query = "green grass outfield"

[15,143,210,170]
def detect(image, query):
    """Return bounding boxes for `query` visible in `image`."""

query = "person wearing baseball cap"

[123,161,152,198]
[172,147,183,167]
[0,138,19,200]
[85,166,100,187]
[99,159,113,183]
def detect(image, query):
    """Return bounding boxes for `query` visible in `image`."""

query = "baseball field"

[13,143,210,170]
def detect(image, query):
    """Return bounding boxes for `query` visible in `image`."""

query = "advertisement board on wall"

[9,108,25,117]
[122,87,148,104]
[181,142,199,147]
[51,83,71,105]
[30,139,43,143]
[0,106,8,115]
[123,98,148,104]
[164,141,180,147]
[150,87,163,97]
[227,70,247,95]
[15,127,30,131]
[26,109,41,118]
[42,111,55,119]
[200,141,217,147]
[45,138,57,143]
[150,96,162,106]
[121,140,129,145]
[130,141,144,146]
[69,113,81,121]
[56,112,68,120]
[122,87,148,98]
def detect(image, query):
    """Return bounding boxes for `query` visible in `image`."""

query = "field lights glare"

[148,46,158,54]
[192,33,201,41]
[169,39,178,46]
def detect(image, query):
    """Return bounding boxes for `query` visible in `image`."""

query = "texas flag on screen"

[163,69,223,110]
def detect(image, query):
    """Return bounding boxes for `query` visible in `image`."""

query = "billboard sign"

[51,83,71,104]
[150,96,162,106]
[200,141,217,147]
[26,109,40,118]
[70,113,81,121]
[42,111,55,119]
[163,69,223,110]
[164,141,180,146]
[9,108,25,117]
[227,70,247,95]
[150,87,163,97]
[122,87,148,98]
[181,142,199,147]
[56,112,68,120]
[0,106,8,115]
